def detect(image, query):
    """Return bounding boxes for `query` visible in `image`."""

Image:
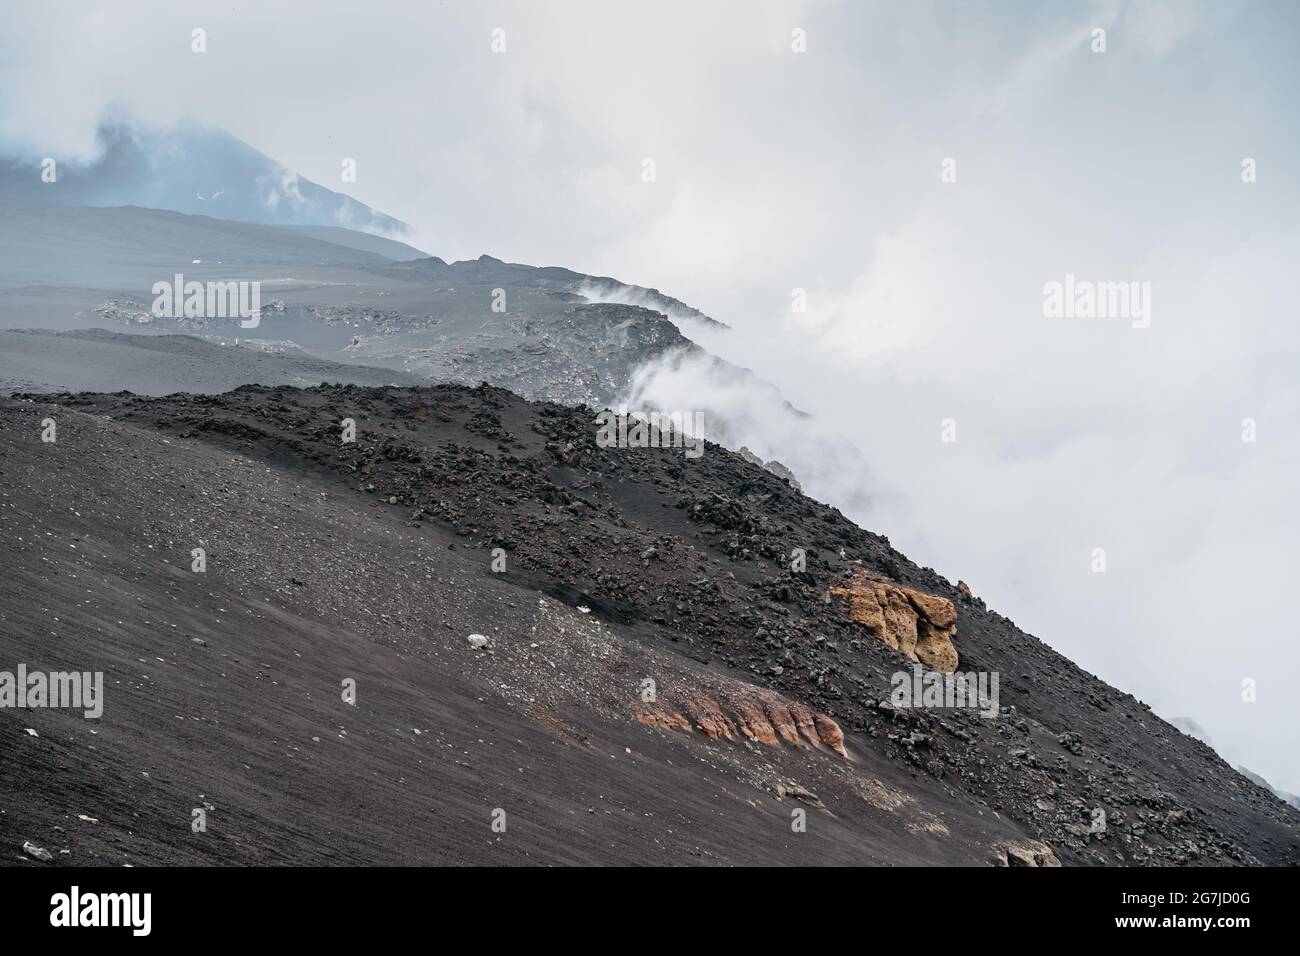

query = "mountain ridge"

[0,123,412,238]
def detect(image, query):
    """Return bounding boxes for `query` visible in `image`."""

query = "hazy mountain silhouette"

[0,122,414,239]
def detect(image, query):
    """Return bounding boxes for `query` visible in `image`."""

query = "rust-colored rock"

[813,714,846,756]
[789,702,823,750]
[680,695,738,742]
[634,686,848,758]
[727,693,781,747]
[632,705,693,734]
[829,568,959,673]
[760,696,804,747]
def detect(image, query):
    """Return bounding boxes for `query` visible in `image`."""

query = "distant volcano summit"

[0,122,413,239]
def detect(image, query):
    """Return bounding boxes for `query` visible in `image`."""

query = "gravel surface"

[2,383,1296,866]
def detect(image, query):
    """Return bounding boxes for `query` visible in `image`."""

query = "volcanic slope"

[0,203,834,491]
[1,384,1297,866]
[0,329,427,395]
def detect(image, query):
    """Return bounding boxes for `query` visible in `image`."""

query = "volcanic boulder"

[829,569,959,673]
[996,841,1062,867]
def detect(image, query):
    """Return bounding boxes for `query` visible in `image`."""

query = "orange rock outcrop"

[634,687,848,758]
[829,569,959,673]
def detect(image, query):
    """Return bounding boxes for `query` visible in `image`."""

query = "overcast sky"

[3,0,1297,791]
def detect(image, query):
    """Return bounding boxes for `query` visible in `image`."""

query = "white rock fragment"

[22,841,53,862]
[467,634,489,649]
